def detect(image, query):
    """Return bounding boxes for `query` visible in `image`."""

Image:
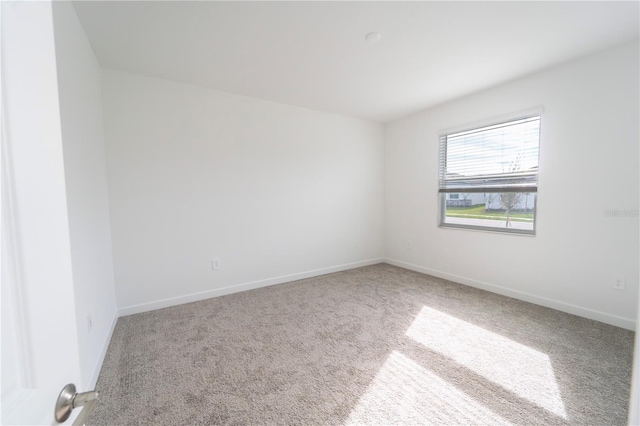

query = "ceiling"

[73,1,639,123]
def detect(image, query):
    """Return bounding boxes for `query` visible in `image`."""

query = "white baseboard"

[87,309,118,389]
[384,258,636,331]
[118,258,385,317]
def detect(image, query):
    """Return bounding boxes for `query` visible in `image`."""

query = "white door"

[2,1,84,424]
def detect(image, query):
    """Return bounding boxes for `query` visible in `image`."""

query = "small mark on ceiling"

[365,32,382,42]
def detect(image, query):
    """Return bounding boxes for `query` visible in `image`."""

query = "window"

[438,114,541,234]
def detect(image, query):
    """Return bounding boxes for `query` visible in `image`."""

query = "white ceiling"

[73,1,639,123]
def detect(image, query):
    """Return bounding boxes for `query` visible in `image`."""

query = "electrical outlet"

[212,258,221,270]
[87,314,93,333]
[612,275,626,290]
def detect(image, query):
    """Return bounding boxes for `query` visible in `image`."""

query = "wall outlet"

[612,275,626,290]
[87,314,93,333]
[212,258,221,270]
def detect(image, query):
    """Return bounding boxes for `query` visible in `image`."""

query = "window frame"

[437,109,542,236]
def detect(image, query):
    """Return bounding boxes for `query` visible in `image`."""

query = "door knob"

[55,383,99,424]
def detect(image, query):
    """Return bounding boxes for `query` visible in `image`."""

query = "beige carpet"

[89,264,634,425]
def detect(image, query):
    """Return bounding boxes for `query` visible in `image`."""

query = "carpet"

[88,264,634,425]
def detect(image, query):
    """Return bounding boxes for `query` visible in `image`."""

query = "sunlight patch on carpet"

[345,350,510,425]
[406,306,567,419]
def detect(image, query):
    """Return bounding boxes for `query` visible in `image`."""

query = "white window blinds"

[439,115,540,193]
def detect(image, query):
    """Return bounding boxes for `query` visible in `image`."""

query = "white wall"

[52,2,118,388]
[101,69,385,314]
[384,41,639,329]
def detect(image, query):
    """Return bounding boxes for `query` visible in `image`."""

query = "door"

[2,1,84,424]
